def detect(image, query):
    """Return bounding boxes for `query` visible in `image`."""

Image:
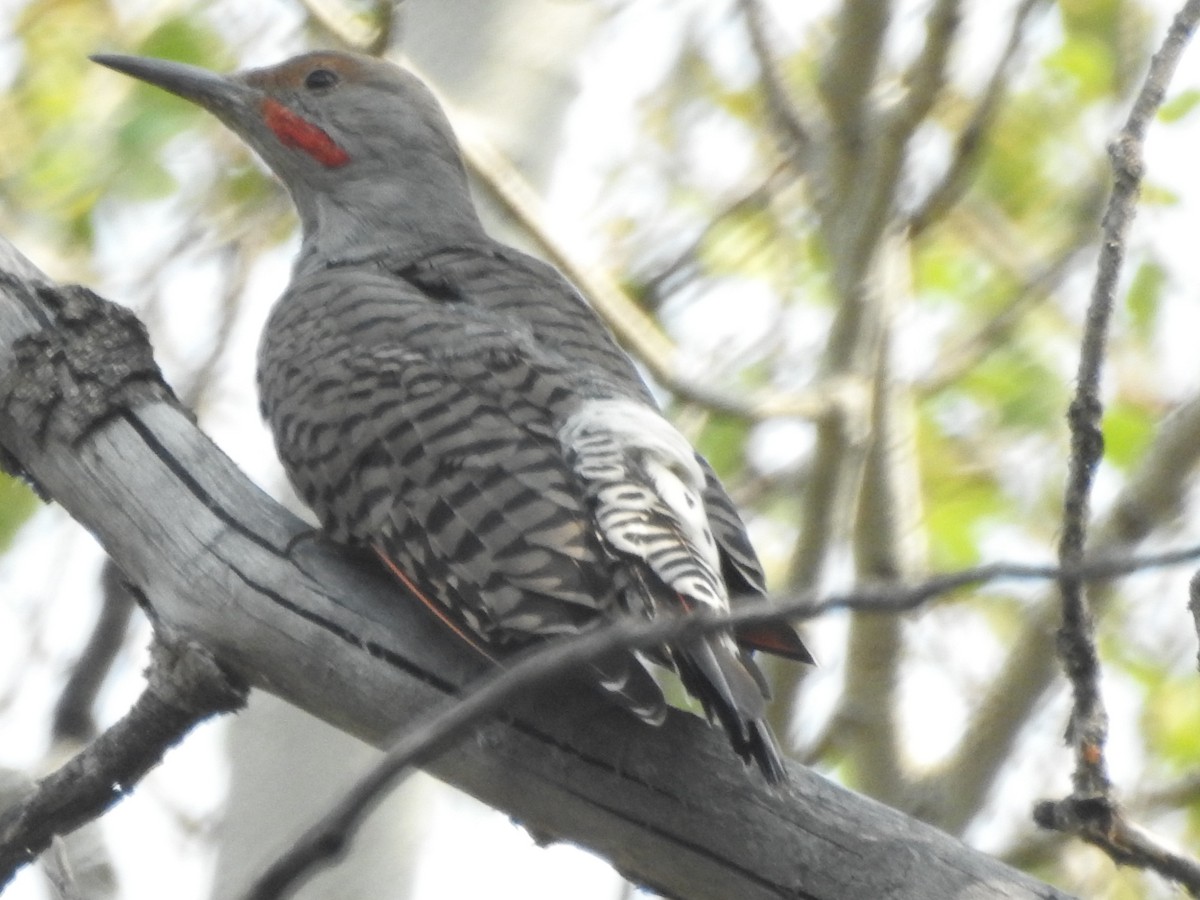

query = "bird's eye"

[304,68,339,90]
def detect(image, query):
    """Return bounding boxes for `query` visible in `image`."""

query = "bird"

[92,49,813,782]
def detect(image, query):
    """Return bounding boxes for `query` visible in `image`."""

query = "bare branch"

[1034,798,1200,896]
[0,236,1070,900]
[50,561,136,742]
[242,606,793,899]
[919,190,1104,394]
[1055,0,1200,814]
[891,0,961,139]
[737,0,812,172]
[0,640,247,886]
[819,0,892,176]
[910,0,1050,235]
[790,544,1200,619]
[823,238,924,803]
[247,524,1200,896]
[924,391,1200,836]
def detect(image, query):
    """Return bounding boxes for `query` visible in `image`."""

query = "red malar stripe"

[261,98,350,168]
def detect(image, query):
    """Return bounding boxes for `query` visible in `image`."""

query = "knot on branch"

[0,276,179,452]
[145,638,248,719]
[1106,133,1146,186]
[1033,794,1190,875]
[1034,794,1117,841]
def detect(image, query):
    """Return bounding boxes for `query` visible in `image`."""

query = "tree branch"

[737,0,813,174]
[249,526,1200,898]
[1034,798,1200,896]
[909,0,1050,235]
[0,639,247,884]
[50,561,137,742]
[1190,569,1200,670]
[892,0,961,139]
[1052,0,1200,831]
[0,238,1073,899]
[819,0,892,194]
[921,390,1200,835]
[823,239,923,804]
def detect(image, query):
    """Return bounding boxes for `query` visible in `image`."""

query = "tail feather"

[590,651,667,725]
[676,636,790,784]
[736,621,815,664]
[744,720,788,784]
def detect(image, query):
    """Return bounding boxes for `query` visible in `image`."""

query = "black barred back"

[259,261,625,638]
[257,239,806,780]
[388,244,655,405]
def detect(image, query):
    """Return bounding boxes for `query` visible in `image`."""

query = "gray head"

[92,51,485,272]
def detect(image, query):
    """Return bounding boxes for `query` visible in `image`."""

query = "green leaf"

[960,347,1064,431]
[1044,34,1114,102]
[137,14,228,67]
[1101,401,1154,471]
[0,474,38,553]
[919,410,1008,568]
[1159,88,1200,123]
[1143,676,1200,770]
[1140,182,1180,207]
[694,414,751,477]
[1125,260,1164,341]
[697,204,781,279]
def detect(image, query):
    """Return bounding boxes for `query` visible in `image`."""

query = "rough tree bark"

[0,238,1072,899]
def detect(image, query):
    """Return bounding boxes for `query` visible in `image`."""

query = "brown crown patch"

[242,51,372,92]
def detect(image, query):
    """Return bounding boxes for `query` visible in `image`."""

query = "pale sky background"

[5,0,1200,897]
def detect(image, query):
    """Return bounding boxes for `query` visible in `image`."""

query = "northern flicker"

[93,50,813,782]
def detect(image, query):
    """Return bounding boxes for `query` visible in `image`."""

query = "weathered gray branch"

[0,238,1071,899]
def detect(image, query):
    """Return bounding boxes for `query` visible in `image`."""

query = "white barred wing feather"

[559,399,727,612]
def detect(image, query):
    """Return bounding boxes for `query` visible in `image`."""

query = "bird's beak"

[91,54,259,119]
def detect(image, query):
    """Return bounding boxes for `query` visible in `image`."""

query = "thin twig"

[1190,569,1200,670]
[919,189,1104,394]
[244,540,1200,898]
[792,541,1200,619]
[50,561,136,742]
[910,0,1050,235]
[1057,0,1200,806]
[0,640,247,888]
[737,0,812,172]
[1034,798,1200,896]
[891,0,961,139]
[1043,2,1200,894]
[920,391,1200,837]
[1013,770,1200,872]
